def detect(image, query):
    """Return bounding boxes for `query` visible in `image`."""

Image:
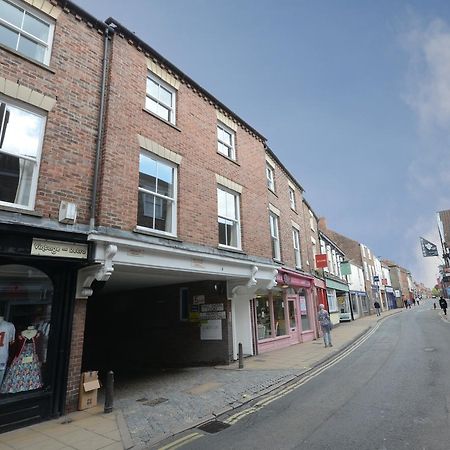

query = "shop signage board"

[201,303,224,312]
[299,296,307,314]
[395,290,401,298]
[315,254,328,269]
[340,261,351,276]
[193,295,205,305]
[373,276,380,282]
[31,238,88,259]
[200,319,222,340]
[199,311,226,320]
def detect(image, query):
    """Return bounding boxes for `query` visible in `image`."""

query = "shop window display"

[299,290,311,331]
[0,265,52,396]
[273,293,287,336]
[256,296,272,339]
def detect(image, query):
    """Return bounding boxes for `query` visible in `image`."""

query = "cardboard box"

[78,371,100,410]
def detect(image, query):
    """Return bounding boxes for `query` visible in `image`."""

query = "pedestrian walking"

[433,302,437,310]
[318,304,333,348]
[439,297,447,316]
[404,300,408,308]
[374,301,381,316]
[417,299,420,306]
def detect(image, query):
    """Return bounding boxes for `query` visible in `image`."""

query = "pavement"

[0,307,407,450]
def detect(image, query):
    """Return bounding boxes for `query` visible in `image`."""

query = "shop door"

[287,297,298,341]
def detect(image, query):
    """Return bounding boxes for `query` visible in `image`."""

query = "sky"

[74,0,450,288]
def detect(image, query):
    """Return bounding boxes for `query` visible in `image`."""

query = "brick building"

[318,218,381,315]
[252,147,318,354]
[80,15,280,375]
[0,0,106,431]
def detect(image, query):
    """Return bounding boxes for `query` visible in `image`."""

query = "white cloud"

[401,17,450,206]
[397,15,450,286]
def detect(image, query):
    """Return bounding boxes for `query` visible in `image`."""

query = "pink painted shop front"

[253,269,316,354]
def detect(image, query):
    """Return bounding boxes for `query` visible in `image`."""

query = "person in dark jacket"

[374,301,381,316]
[439,297,447,316]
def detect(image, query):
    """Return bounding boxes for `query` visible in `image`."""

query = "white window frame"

[217,122,236,160]
[0,96,46,210]
[145,71,177,124]
[364,261,369,281]
[217,186,241,250]
[289,187,296,210]
[309,210,315,231]
[292,227,302,269]
[0,0,55,65]
[361,245,366,257]
[269,212,281,261]
[327,289,338,312]
[266,163,275,192]
[137,151,178,236]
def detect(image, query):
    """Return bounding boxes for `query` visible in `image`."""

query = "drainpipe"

[90,25,113,230]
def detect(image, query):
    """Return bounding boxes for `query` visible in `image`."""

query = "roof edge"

[104,17,266,142]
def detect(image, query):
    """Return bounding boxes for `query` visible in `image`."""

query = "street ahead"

[174,301,450,450]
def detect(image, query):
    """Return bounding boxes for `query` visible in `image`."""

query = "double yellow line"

[159,315,395,448]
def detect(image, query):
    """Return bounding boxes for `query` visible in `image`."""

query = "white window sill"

[142,108,181,132]
[134,226,180,241]
[218,244,245,254]
[0,203,42,217]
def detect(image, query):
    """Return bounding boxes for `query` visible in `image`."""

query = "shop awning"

[325,278,349,292]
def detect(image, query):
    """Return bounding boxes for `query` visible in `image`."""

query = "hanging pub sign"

[340,261,351,276]
[315,254,328,269]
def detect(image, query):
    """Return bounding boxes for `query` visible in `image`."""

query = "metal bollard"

[104,370,114,413]
[238,343,244,369]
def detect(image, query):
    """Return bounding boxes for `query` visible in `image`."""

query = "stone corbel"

[266,269,279,290]
[76,244,117,299]
[230,265,259,297]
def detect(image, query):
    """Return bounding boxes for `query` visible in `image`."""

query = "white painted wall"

[231,294,253,360]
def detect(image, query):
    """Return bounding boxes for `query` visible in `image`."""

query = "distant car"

[432,295,436,298]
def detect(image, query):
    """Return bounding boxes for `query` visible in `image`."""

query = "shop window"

[0,264,53,396]
[327,288,338,312]
[256,296,272,339]
[299,290,311,331]
[351,294,359,315]
[0,98,46,210]
[361,295,369,313]
[273,293,287,336]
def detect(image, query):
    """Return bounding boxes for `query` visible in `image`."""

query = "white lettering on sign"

[199,311,226,320]
[31,239,88,259]
[201,303,224,312]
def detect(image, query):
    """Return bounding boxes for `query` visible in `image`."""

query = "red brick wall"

[0,8,104,224]
[266,155,311,270]
[98,35,272,258]
[65,298,88,412]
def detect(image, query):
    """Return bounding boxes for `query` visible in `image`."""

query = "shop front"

[254,269,315,354]
[385,287,397,309]
[325,277,350,325]
[0,227,88,433]
[349,291,366,320]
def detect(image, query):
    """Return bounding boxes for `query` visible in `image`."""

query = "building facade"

[0,0,106,431]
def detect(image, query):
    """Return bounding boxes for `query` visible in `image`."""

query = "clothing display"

[0,318,16,386]
[0,331,43,394]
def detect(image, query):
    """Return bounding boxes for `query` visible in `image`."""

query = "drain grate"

[137,397,168,406]
[198,421,231,434]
